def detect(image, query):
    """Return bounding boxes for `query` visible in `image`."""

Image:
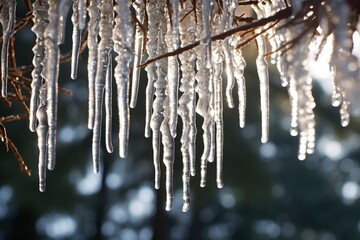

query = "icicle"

[223,41,235,109]
[285,22,315,160]
[44,0,63,170]
[30,0,49,132]
[288,76,299,136]
[150,4,167,190]
[253,5,270,144]
[208,122,215,163]
[151,53,166,189]
[330,66,343,107]
[37,85,48,192]
[194,0,212,187]
[71,0,82,80]
[330,0,360,124]
[87,0,101,129]
[170,0,180,50]
[92,0,113,172]
[160,97,175,211]
[340,100,350,127]
[228,0,247,128]
[144,0,159,138]
[234,44,247,128]
[221,0,235,109]
[105,57,113,153]
[0,0,16,98]
[269,0,289,88]
[130,0,145,108]
[158,1,177,212]
[211,7,224,189]
[178,0,197,211]
[213,41,224,188]
[167,1,180,138]
[113,0,133,158]
[57,0,72,45]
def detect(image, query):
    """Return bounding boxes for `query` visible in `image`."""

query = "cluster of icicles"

[0,0,359,211]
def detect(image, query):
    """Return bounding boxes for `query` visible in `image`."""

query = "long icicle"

[179,0,197,212]
[44,0,61,170]
[144,0,159,138]
[114,0,134,158]
[161,3,175,211]
[253,4,270,143]
[30,0,49,132]
[168,0,180,138]
[150,3,167,190]
[212,7,224,189]
[0,0,16,98]
[87,0,101,129]
[92,0,113,172]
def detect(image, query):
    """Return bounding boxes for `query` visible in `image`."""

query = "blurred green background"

[0,1,360,240]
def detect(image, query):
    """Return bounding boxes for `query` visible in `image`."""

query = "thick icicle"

[144,0,159,138]
[113,0,134,158]
[37,85,48,192]
[105,57,113,153]
[130,0,145,108]
[167,1,180,138]
[87,0,101,129]
[0,0,16,98]
[92,0,113,172]
[44,0,62,170]
[178,0,197,211]
[30,0,49,132]
[253,5,270,144]
[150,2,167,190]
[71,0,82,80]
